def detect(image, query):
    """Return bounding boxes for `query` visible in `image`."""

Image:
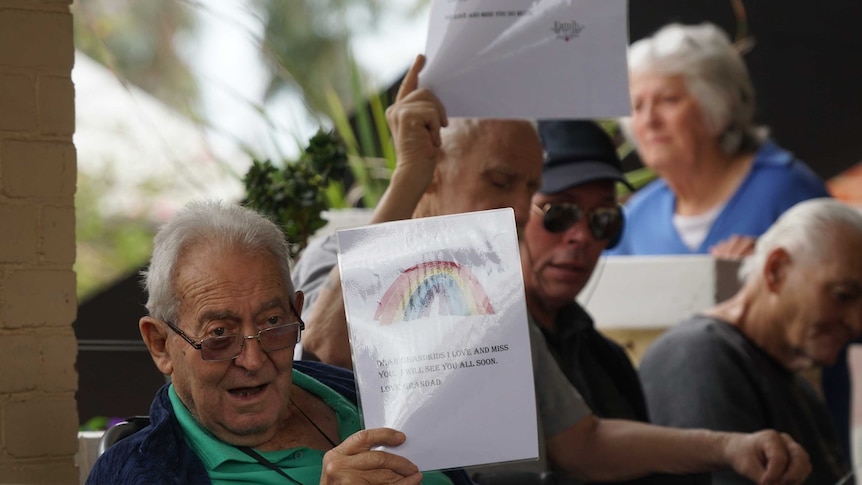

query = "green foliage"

[79,416,112,432]
[302,129,351,183]
[596,119,658,198]
[72,0,200,114]
[255,0,384,115]
[72,0,400,296]
[325,66,395,207]
[243,130,350,259]
[75,171,156,300]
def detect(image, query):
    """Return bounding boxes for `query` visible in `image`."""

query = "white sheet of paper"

[419,0,630,119]
[337,209,538,471]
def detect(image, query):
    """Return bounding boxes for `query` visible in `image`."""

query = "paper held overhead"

[419,0,630,119]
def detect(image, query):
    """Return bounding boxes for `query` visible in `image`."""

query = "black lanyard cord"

[232,396,338,484]
[236,446,302,485]
[289,397,339,448]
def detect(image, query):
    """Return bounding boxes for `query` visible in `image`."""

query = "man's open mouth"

[229,384,266,398]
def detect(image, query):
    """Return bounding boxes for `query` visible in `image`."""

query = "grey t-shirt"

[469,322,591,481]
[527,319,592,436]
[292,233,340,321]
[640,315,849,485]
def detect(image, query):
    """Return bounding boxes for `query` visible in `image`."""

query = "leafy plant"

[324,56,396,207]
[75,170,158,300]
[596,119,658,198]
[243,130,349,260]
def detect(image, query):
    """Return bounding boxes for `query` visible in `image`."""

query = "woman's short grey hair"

[738,198,862,282]
[142,200,294,323]
[627,22,766,155]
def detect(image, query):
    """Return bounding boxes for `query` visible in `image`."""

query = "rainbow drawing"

[374,261,495,325]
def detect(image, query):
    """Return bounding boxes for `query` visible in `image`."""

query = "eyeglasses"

[533,202,623,241]
[164,309,305,362]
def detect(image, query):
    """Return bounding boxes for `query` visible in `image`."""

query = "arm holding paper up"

[373,54,449,223]
[296,54,543,366]
[299,55,449,367]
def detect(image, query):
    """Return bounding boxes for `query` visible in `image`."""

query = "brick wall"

[0,0,78,483]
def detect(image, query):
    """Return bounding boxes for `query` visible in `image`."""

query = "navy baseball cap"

[538,120,634,194]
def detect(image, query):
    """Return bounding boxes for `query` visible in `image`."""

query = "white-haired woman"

[609,22,829,257]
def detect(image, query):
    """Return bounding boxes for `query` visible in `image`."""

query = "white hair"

[439,118,482,165]
[625,22,766,155]
[141,200,294,323]
[738,198,862,282]
[439,118,538,163]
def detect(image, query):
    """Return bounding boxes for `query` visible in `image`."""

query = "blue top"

[608,141,829,255]
[87,361,472,485]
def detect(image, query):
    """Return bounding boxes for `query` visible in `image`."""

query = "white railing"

[580,254,742,330]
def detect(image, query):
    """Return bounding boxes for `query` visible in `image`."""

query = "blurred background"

[72,0,862,429]
[72,0,429,430]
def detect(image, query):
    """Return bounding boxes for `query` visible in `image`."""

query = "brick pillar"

[0,0,79,483]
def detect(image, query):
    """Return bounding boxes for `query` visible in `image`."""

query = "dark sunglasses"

[533,203,623,241]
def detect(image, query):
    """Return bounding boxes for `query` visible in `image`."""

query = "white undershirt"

[673,203,726,251]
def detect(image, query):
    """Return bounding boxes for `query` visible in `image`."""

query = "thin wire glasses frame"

[163,301,305,362]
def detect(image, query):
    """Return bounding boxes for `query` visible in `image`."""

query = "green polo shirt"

[170,369,453,485]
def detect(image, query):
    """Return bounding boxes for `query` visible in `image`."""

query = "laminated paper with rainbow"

[336,208,538,472]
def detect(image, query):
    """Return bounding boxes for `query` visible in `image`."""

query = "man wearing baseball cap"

[471,120,811,485]
[520,120,687,484]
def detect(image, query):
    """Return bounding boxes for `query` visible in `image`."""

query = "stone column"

[0,0,79,482]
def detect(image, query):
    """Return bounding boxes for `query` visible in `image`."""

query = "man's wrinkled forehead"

[476,119,540,149]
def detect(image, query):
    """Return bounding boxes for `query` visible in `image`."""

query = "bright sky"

[189,0,430,162]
